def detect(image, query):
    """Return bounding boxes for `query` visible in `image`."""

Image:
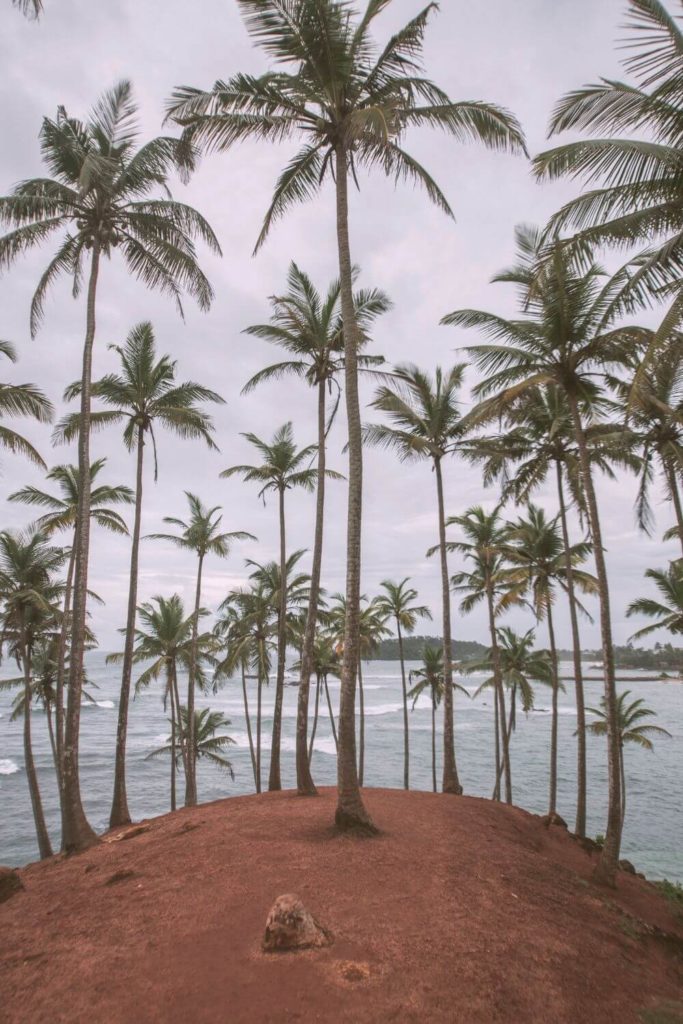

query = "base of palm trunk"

[592,855,617,888]
[334,801,379,835]
[297,782,318,797]
[62,827,99,855]
[109,809,132,829]
[442,781,463,795]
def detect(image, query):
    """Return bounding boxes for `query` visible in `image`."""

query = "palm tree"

[147,707,235,798]
[148,494,254,805]
[168,0,526,833]
[503,505,598,815]
[0,529,65,859]
[12,0,42,17]
[627,564,683,640]
[585,691,671,831]
[222,423,331,791]
[375,578,432,789]
[407,646,445,794]
[0,340,53,468]
[0,81,220,853]
[533,0,683,366]
[304,633,341,764]
[55,320,224,827]
[243,262,388,796]
[365,363,469,796]
[442,224,644,884]
[9,459,132,800]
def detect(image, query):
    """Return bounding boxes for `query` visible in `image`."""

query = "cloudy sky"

[0,0,677,651]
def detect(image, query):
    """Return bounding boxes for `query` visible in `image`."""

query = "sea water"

[1,654,681,879]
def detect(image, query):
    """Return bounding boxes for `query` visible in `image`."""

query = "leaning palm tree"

[0,529,65,859]
[222,423,332,791]
[627,564,683,640]
[0,80,219,852]
[0,340,53,468]
[243,262,389,796]
[55,320,224,827]
[375,578,432,789]
[8,459,132,800]
[147,707,235,798]
[586,691,671,832]
[148,494,254,805]
[442,224,645,884]
[168,0,526,833]
[365,363,469,796]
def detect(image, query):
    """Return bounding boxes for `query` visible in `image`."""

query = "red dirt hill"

[1,788,682,1023]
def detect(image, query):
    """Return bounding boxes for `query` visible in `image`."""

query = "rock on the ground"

[0,866,24,904]
[541,812,568,829]
[262,894,331,953]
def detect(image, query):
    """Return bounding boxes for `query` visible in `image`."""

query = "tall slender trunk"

[556,461,587,836]
[21,636,53,859]
[486,583,511,803]
[334,144,374,831]
[308,673,322,763]
[269,486,287,791]
[620,742,626,834]
[256,663,263,795]
[241,662,257,790]
[358,657,365,786]
[171,661,189,783]
[110,423,145,827]
[546,602,559,816]
[62,245,101,854]
[493,683,501,798]
[568,392,621,886]
[397,621,410,789]
[324,674,338,749]
[55,542,75,800]
[185,551,204,806]
[665,462,683,557]
[434,456,462,794]
[46,701,58,777]
[431,692,437,794]
[169,665,177,813]
[296,379,326,795]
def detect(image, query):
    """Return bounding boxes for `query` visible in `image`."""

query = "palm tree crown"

[627,564,683,638]
[0,340,53,468]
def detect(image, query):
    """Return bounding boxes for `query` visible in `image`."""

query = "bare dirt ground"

[1,788,682,1023]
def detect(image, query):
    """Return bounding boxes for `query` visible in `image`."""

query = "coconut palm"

[585,691,671,831]
[54,320,224,827]
[0,529,65,859]
[365,363,469,796]
[148,494,254,805]
[303,633,341,764]
[442,224,645,884]
[0,80,219,852]
[0,340,53,468]
[407,646,449,794]
[375,578,432,789]
[468,626,553,738]
[147,707,236,796]
[222,423,334,791]
[503,505,598,815]
[9,459,132,800]
[243,262,388,796]
[12,0,42,17]
[627,564,683,639]
[169,0,526,833]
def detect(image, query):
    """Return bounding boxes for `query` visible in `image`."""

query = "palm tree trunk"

[665,463,683,557]
[556,460,587,837]
[308,673,321,763]
[185,550,204,807]
[397,620,410,790]
[241,662,258,790]
[296,379,326,796]
[55,541,75,799]
[567,392,621,886]
[431,692,437,794]
[170,661,189,783]
[620,742,626,834]
[486,584,511,803]
[169,666,177,813]
[492,683,501,799]
[268,486,287,791]
[358,656,365,786]
[21,637,53,859]
[434,456,462,795]
[62,244,101,854]
[256,665,263,795]
[547,602,560,816]
[334,143,374,832]
[110,423,145,827]
[324,673,338,749]
[46,700,58,777]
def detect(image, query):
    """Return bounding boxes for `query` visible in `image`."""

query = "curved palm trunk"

[170,661,189,784]
[334,144,375,831]
[241,662,257,790]
[268,487,287,791]
[434,457,462,795]
[185,550,204,807]
[556,461,587,836]
[397,621,410,790]
[358,656,365,786]
[567,393,621,886]
[546,602,560,816]
[296,379,327,795]
[55,542,75,800]
[324,674,338,749]
[431,692,437,794]
[169,666,177,813]
[62,245,101,853]
[110,423,145,827]
[308,672,322,763]
[21,638,53,859]
[665,463,683,557]
[486,584,511,803]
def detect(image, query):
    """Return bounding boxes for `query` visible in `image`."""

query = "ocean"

[1,654,681,879]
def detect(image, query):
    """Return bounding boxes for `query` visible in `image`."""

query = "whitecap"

[0,758,19,776]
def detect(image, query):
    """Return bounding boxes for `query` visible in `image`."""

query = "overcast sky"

[0,0,677,652]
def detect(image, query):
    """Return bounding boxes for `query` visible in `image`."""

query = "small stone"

[262,894,331,953]
[0,865,24,904]
[338,960,370,983]
[104,869,136,886]
[619,859,637,875]
[541,812,568,829]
